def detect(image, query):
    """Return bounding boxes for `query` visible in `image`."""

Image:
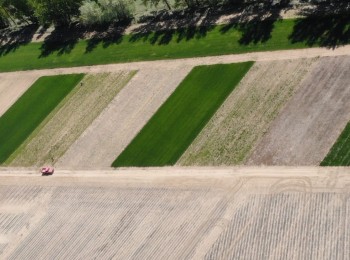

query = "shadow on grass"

[38,20,131,56]
[289,1,350,48]
[219,1,292,45]
[0,24,39,56]
[129,8,220,45]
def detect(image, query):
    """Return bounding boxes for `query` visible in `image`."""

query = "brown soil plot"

[247,56,350,165]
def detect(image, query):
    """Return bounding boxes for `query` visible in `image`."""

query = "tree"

[79,0,133,25]
[28,0,83,26]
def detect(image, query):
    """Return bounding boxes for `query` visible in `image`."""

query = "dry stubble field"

[6,72,135,167]
[248,56,350,166]
[0,167,350,259]
[179,58,318,166]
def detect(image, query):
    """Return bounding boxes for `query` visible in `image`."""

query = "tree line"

[0,0,286,28]
[0,0,346,29]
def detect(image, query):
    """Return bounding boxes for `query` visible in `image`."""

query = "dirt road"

[1,167,350,259]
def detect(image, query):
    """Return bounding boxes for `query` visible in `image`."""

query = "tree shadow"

[220,1,291,45]
[0,24,39,56]
[289,1,350,48]
[129,7,223,45]
[39,24,85,57]
[85,20,131,53]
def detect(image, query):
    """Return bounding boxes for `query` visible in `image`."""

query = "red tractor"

[40,166,54,175]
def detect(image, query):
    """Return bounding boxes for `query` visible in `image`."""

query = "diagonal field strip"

[0,74,84,164]
[321,122,350,166]
[247,56,350,166]
[113,62,254,167]
[7,72,135,167]
[0,74,39,117]
[56,67,192,168]
[178,58,318,166]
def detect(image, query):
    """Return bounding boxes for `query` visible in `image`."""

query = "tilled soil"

[1,167,350,259]
[178,58,318,166]
[8,72,135,166]
[247,56,350,165]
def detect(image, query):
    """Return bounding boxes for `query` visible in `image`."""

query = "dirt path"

[178,58,318,166]
[7,72,135,167]
[56,67,192,168]
[0,46,349,78]
[1,167,350,259]
[0,74,39,117]
[247,56,350,166]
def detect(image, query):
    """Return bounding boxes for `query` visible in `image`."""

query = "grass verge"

[321,122,350,166]
[112,62,253,167]
[0,19,326,72]
[0,74,84,164]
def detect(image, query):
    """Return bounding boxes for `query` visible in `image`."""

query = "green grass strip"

[0,74,84,164]
[113,62,254,167]
[0,18,336,72]
[321,122,350,166]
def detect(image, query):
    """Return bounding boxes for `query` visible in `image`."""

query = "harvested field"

[321,121,350,166]
[7,72,135,167]
[0,74,39,117]
[179,58,318,166]
[1,167,350,259]
[247,56,350,166]
[57,67,192,168]
[113,63,253,167]
[0,75,84,164]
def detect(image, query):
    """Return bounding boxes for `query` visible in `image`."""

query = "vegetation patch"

[112,62,253,167]
[8,72,135,166]
[321,122,350,166]
[0,74,84,164]
[0,19,332,72]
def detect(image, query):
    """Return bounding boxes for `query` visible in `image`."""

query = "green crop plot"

[321,122,350,166]
[113,62,254,167]
[0,19,317,72]
[0,74,84,164]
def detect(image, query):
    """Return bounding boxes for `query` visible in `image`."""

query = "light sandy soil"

[0,74,39,117]
[247,56,350,166]
[0,167,350,259]
[7,72,135,167]
[179,58,318,166]
[56,67,192,168]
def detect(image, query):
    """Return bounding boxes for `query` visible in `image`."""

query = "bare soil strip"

[247,56,350,165]
[8,72,135,167]
[0,167,350,259]
[0,74,39,117]
[179,58,318,166]
[57,67,192,168]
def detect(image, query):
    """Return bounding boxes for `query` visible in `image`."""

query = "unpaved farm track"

[248,56,350,166]
[0,74,39,117]
[1,167,350,259]
[179,58,318,166]
[7,72,135,167]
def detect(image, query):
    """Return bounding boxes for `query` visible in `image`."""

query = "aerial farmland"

[0,0,350,258]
